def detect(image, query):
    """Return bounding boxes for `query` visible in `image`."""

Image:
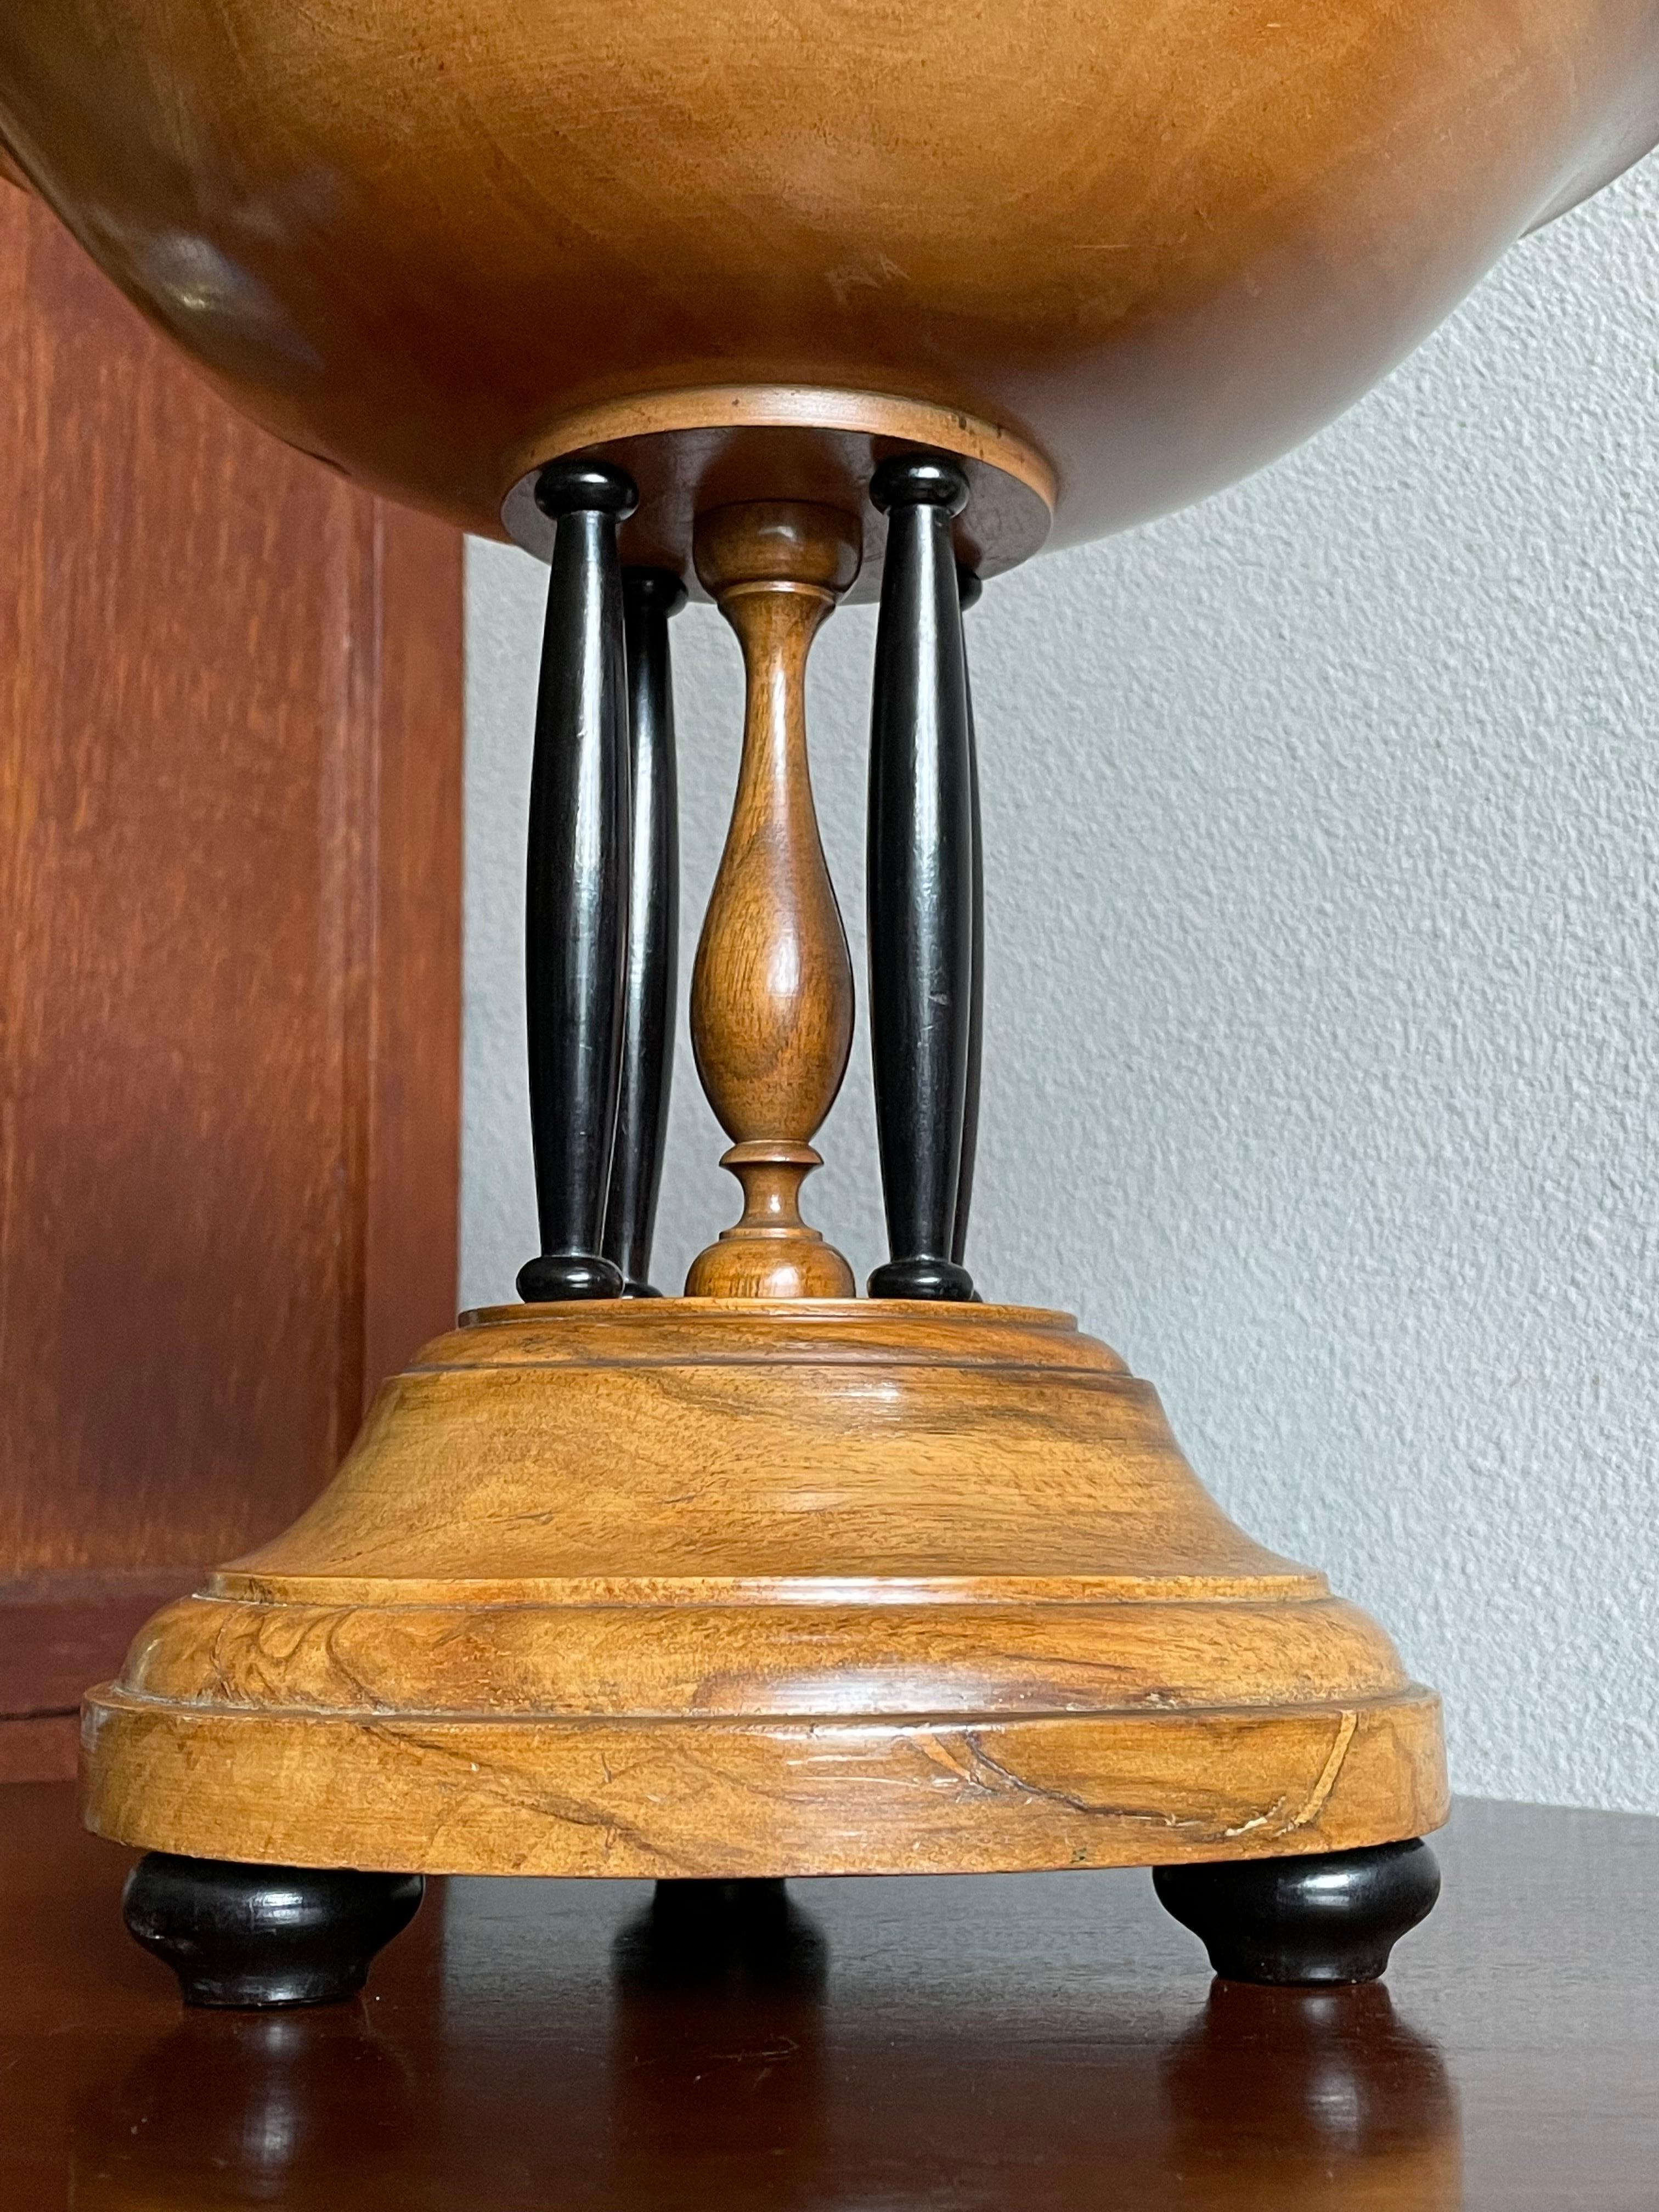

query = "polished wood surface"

[687,507,860,1296]
[605,568,686,1296]
[498,392,1054,603]
[4,1785,1656,2209]
[0,180,463,1780]
[0,2,1654,571]
[516,461,635,1303]
[79,1300,1443,1875]
[867,457,979,1300]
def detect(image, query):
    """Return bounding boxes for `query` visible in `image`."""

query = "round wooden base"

[80,1301,1447,1878]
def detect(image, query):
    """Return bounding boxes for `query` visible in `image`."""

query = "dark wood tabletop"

[3,1781,1654,2210]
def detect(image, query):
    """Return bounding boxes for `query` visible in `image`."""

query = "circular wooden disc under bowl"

[500,388,1056,601]
[81,1300,1447,1878]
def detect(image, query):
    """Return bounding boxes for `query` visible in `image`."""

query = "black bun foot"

[122,1853,424,2008]
[614,1878,827,1994]
[1153,1839,1440,1985]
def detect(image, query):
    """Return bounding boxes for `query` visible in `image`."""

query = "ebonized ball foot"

[122,1853,424,2008]
[1153,1839,1440,1985]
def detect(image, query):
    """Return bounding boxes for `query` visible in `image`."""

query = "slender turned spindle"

[516,458,637,1305]
[952,565,984,1275]
[686,501,861,1299]
[867,455,977,1302]
[603,566,686,1297]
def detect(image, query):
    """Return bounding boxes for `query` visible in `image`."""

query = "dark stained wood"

[122,1853,425,2010]
[952,566,984,1274]
[517,461,635,1305]
[0,1573,205,1717]
[0,184,462,1768]
[1153,1836,1442,1983]
[867,456,977,1303]
[0,1715,79,1782]
[605,568,686,1299]
[1,1786,1654,2209]
[358,503,466,1399]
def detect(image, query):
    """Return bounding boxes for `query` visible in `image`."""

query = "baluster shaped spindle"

[603,567,686,1297]
[867,454,977,1301]
[952,565,984,1276]
[516,458,637,1304]
[686,501,861,1299]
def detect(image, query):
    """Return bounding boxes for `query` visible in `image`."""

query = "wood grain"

[0,188,462,1768]
[0,0,1653,567]
[82,1694,1446,1880]
[497,389,1054,602]
[80,1300,1446,1875]
[686,505,861,1298]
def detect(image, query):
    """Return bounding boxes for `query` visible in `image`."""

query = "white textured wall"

[463,162,1659,1816]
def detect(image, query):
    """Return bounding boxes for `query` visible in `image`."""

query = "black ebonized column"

[122,1854,424,2008]
[951,566,983,1276]
[867,454,977,1302]
[1153,1838,1441,1984]
[517,459,638,1304]
[603,566,685,1297]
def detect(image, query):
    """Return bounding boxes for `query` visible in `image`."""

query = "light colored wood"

[81,1696,1446,1880]
[505,387,1057,512]
[0,2,1652,576]
[498,387,1054,600]
[111,1594,1402,1716]
[686,504,861,1298]
[80,1300,1448,1876]
[14,0,1491,1881]
[450,1294,1128,1369]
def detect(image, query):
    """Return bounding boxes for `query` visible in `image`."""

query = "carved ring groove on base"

[81,1688,1446,1880]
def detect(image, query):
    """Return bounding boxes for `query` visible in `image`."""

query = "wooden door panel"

[0,185,463,1777]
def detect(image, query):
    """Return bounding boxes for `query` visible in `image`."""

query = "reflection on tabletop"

[70,1872,1457,2211]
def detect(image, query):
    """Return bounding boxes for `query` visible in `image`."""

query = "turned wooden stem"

[686,501,860,1299]
[603,566,686,1298]
[517,459,637,1304]
[867,455,977,1302]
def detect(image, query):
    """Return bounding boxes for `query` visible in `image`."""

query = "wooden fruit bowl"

[1,0,1655,586]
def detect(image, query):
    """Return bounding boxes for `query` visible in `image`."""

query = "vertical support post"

[686,500,861,1299]
[866,454,977,1301]
[516,459,637,1304]
[604,567,686,1297]
[952,565,984,1276]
